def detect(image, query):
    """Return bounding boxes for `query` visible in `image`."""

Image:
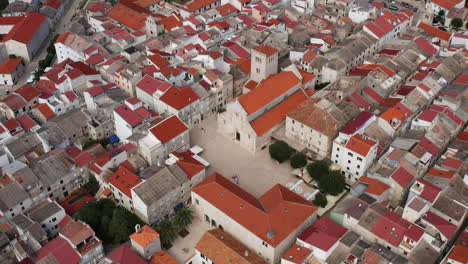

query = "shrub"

[269,141,292,163]
[313,193,328,208]
[290,152,307,168]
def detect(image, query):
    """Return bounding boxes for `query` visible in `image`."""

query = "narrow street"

[13,0,87,89]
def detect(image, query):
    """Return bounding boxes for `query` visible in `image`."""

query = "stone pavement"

[190,115,298,198]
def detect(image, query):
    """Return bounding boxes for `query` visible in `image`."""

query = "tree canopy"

[318,170,345,196]
[313,193,328,208]
[155,219,178,247]
[76,199,144,244]
[450,18,463,29]
[290,152,307,168]
[306,160,329,182]
[174,206,194,229]
[269,141,293,163]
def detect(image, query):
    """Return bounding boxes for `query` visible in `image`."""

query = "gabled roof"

[114,104,146,127]
[238,71,300,115]
[107,4,147,31]
[415,179,441,203]
[430,0,461,10]
[391,167,414,188]
[193,173,318,247]
[414,37,437,56]
[418,23,452,41]
[371,211,423,246]
[108,166,142,198]
[107,245,147,264]
[15,84,40,102]
[130,225,159,248]
[159,86,199,110]
[149,115,188,144]
[423,211,456,239]
[345,134,377,157]
[340,111,374,135]
[35,103,55,119]
[195,229,268,264]
[172,151,206,179]
[298,217,347,251]
[1,13,47,44]
[16,114,38,131]
[254,44,278,56]
[0,58,22,74]
[250,90,306,136]
[357,177,390,196]
[35,236,81,264]
[448,245,468,263]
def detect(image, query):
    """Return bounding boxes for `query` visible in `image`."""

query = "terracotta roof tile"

[238,71,300,115]
[150,115,188,144]
[418,23,451,41]
[254,44,278,56]
[130,225,159,247]
[251,90,306,136]
[107,4,147,31]
[298,217,347,251]
[0,58,22,74]
[108,166,142,197]
[193,173,318,247]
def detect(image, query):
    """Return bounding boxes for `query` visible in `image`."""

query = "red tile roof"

[1,93,26,110]
[414,37,437,56]
[15,84,40,102]
[448,245,468,263]
[2,13,47,44]
[35,103,55,119]
[371,211,422,246]
[345,133,377,157]
[423,211,456,239]
[250,90,306,136]
[114,104,146,127]
[150,115,188,144]
[148,53,170,69]
[183,0,218,12]
[427,168,454,179]
[340,111,374,135]
[107,245,147,264]
[254,44,278,56]
[193,172,318,247]
[357,177,390,195]
[415,179,441,203]
[107,4,147,31]
[298,217,347,251]
[238,71,300,115]
[16,114,37,131]
[282,244,311,263]
[159,86,199,110]
[130,225,159,247]
[0,58,22,74]
[35,237,81,263]
[430,0,461,10]
[453,74,468,85]
[108,166,142,198]
[172,152,206,179]
[391,167,414,188]
[418,23,452,41]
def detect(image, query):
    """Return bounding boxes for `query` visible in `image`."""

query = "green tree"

[174,206,194,229]
[155,219,178,247]
[109,207,130,243]
[450,18,463,29]
[269,141,293,163]
[437,10,445,25]
[306,160,329,182]
[83,175,99,196]
[318,171,345,196]
[290,152,307,168]
[313,193,328,208]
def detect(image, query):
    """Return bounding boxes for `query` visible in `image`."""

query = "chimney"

[244,250,249,257]
[135,224,141,233]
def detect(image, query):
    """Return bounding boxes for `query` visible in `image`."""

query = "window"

[255,57,262,63]
[195,199,199,205]
[256,68,260,73]
[262,241,268,247]
[357,157,363,162]
[348,152,353,157]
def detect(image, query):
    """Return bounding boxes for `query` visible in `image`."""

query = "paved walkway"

[190,115,298,198]
[168,208,212,263]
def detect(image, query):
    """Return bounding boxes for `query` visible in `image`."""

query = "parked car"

[389,4,398,10]
[413,7,418,12]
[368,0,374,3]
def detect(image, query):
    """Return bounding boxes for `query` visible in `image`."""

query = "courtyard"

[190,115,299,197]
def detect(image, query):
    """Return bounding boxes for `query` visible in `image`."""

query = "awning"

[109,134,120,143]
